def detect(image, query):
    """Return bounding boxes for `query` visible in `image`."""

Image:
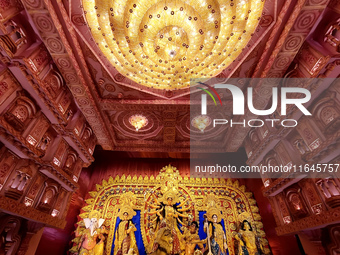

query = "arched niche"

[63,150,77,175]
[81,126,93,145]
[284,185,309,220]
[37,180,59,214]
[4,93,37,132]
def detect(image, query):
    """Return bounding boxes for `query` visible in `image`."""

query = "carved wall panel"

[0,143,73,221]
[296,117,323,151]
[276,192,292,225]
[25,173,44,207]
[4,160,36,201]
[52,138,68,168]
[72,112,85,137]
[24,113,50,149]
[275,142,293,167]
[324,17,340,54]
[81,125,92,146]
[0,0,23,23]
[0,69,19,106]
[300,179,325,215]
[0,17,28,57]
[42,67,64,100]
[316,178,340,208]
[0,148,18,192]
[72,158,83,183]
[57,91,72,116]
[296,43,330,77]
[53,188,68,217]
[0,3,99,239]
[36,129,54,156]
[286,129,311,157]
[24,44,51,76]
[4,92,37,133]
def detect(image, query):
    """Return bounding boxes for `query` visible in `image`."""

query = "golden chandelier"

[191,115,211,132]
[83,0,265,90]
[128,114,148,131]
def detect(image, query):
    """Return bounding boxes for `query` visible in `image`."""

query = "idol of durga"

[147,189,191,255]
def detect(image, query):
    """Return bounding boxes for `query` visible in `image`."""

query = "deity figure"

[148,190,190,255]
[76,210,107,255]
[114,196,139,255]
[203,195,228,255]
[204,213,228,255]
[235,220,263,255]
[182,221,204,255]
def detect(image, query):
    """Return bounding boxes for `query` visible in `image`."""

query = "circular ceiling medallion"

[83,0,265,90]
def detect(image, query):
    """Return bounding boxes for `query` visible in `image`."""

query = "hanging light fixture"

[83,0,265,90]
[129,114,148,131]
[191,115,211,132]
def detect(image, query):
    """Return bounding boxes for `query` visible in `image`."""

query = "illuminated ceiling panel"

[83,0,265,90]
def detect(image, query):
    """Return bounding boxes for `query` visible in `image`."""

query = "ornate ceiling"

[82,0,265,89]
[18,0,335,153]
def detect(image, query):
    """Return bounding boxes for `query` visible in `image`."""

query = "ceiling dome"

[83,0,265,90]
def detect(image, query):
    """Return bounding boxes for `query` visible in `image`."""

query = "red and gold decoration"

[82,0,265,89]
[71,165,270,255]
